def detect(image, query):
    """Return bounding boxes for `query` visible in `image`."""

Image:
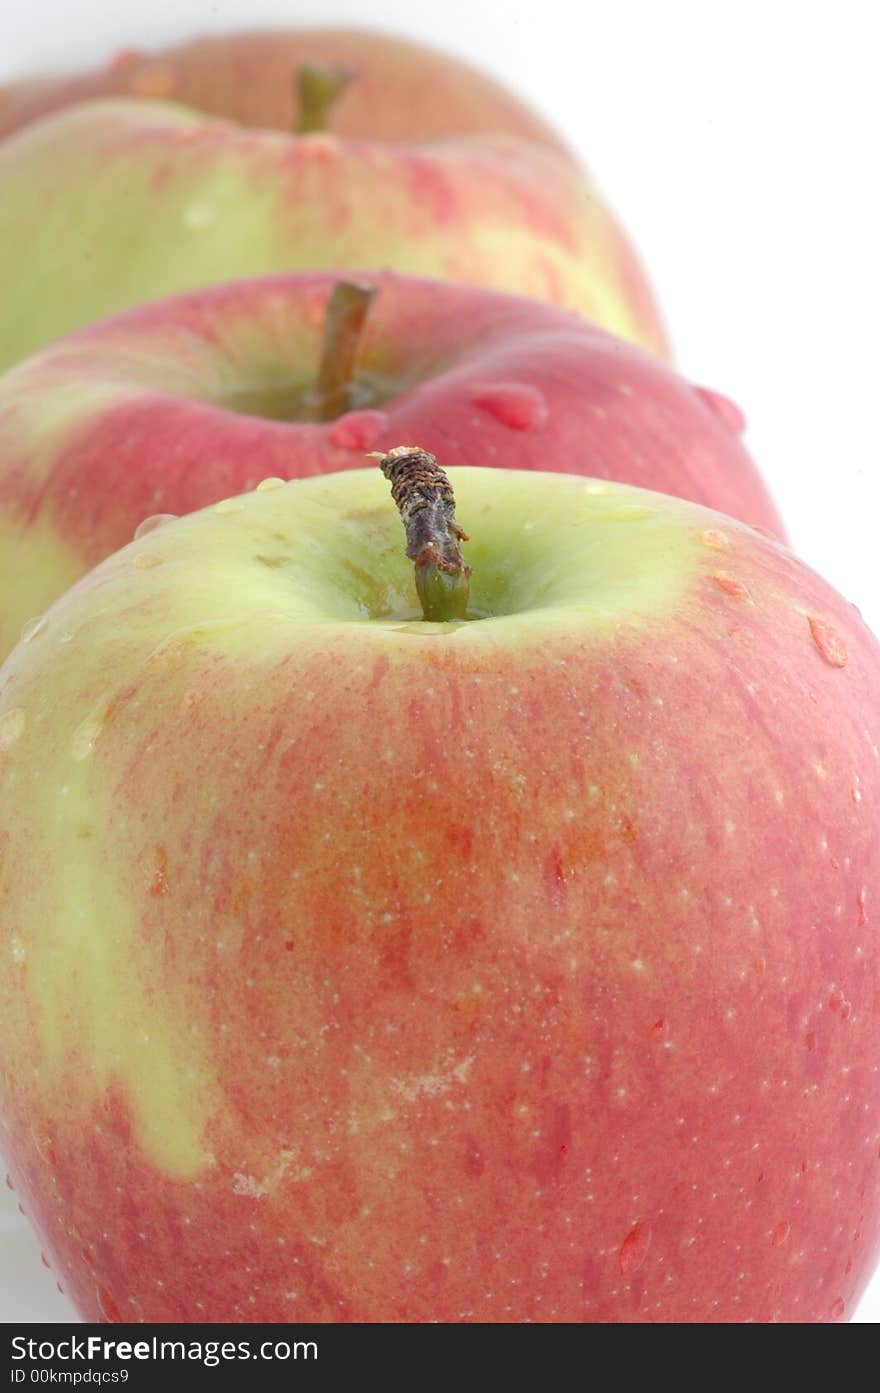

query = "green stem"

[296,64,353,134]
[370,446,471,622]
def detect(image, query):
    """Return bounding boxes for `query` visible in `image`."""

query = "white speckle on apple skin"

[182,201,218,230]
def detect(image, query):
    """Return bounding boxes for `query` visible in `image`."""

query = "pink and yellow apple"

[0,463,877,1323]
[0,27,570,153]
[0,82,667,373]
[0,272,779,662]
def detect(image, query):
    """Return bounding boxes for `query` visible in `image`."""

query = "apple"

[0,79,668,375]
[0,459,877,1324]
[0,271,780,663]
[0,27,571,153]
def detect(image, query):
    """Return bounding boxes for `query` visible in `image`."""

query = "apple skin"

[0,466,878,1324]
[0,27,572,152]
[0,271,779,663]
[0,97,668,375]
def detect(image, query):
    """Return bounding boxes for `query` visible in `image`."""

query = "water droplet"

[472,382,548,431]
[214,498,245,516]
[329,409,389,451]
[808,615,847,668]
[830,1296,845,1320]
[694,385,747,435]
[40,1251,51,1269]
[583,482,612,496]
[712,571,752,601]
[255,476,286,493]
[770,1222,790,1246]
[619,1219,652,1275]
[651,1017,667,1039]
[0,707,26,751]
[701,528,730,551]
[71,696,111,762]
[4,1173,13,1190]
[97,1284,123,1322]
[829,989,852,1020]
[133,552,164,569]
[134,513,176,540]
[20,615,47,644]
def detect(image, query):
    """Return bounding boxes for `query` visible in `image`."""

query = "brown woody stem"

[296,64,353,134]
[370,446,471,622]
[300,281,376,422]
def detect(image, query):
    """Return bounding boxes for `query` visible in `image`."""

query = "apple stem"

[296,64,353,134]
[301,281,377,422]
[370,446,471,623]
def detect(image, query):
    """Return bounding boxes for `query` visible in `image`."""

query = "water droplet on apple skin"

[70,696,111,762]
[0,707,26,751]
[471,382,548,431]
[770,1222,790,1247]
[214,498,245,516]
[830,1296,846,1320]
[132,553,164,570]
[701,528,730,551]
[330,409,389,451]
[712,572,753,602]
[255,476,286,493]
[4,1173,13,1191]
[134,513,177,540]
[20,614,47,644]
[96,1284,124,1322]
[828,989,852,1019]
[618,1219,652,1275]
[694,385,747,435]
[808,615,848,668]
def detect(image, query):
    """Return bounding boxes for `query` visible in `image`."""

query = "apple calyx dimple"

[371,446,472,623]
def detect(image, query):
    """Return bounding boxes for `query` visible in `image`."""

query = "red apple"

[0,462,877,1323]
[0,272,780,664]
[0,27,570,151]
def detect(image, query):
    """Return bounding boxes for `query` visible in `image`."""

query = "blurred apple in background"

[0,271,780,662]
[0,27,572,150]
[0,28,668,374]
[0,463,877,1322]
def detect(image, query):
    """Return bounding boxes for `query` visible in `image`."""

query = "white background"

[0,0,878,1325]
